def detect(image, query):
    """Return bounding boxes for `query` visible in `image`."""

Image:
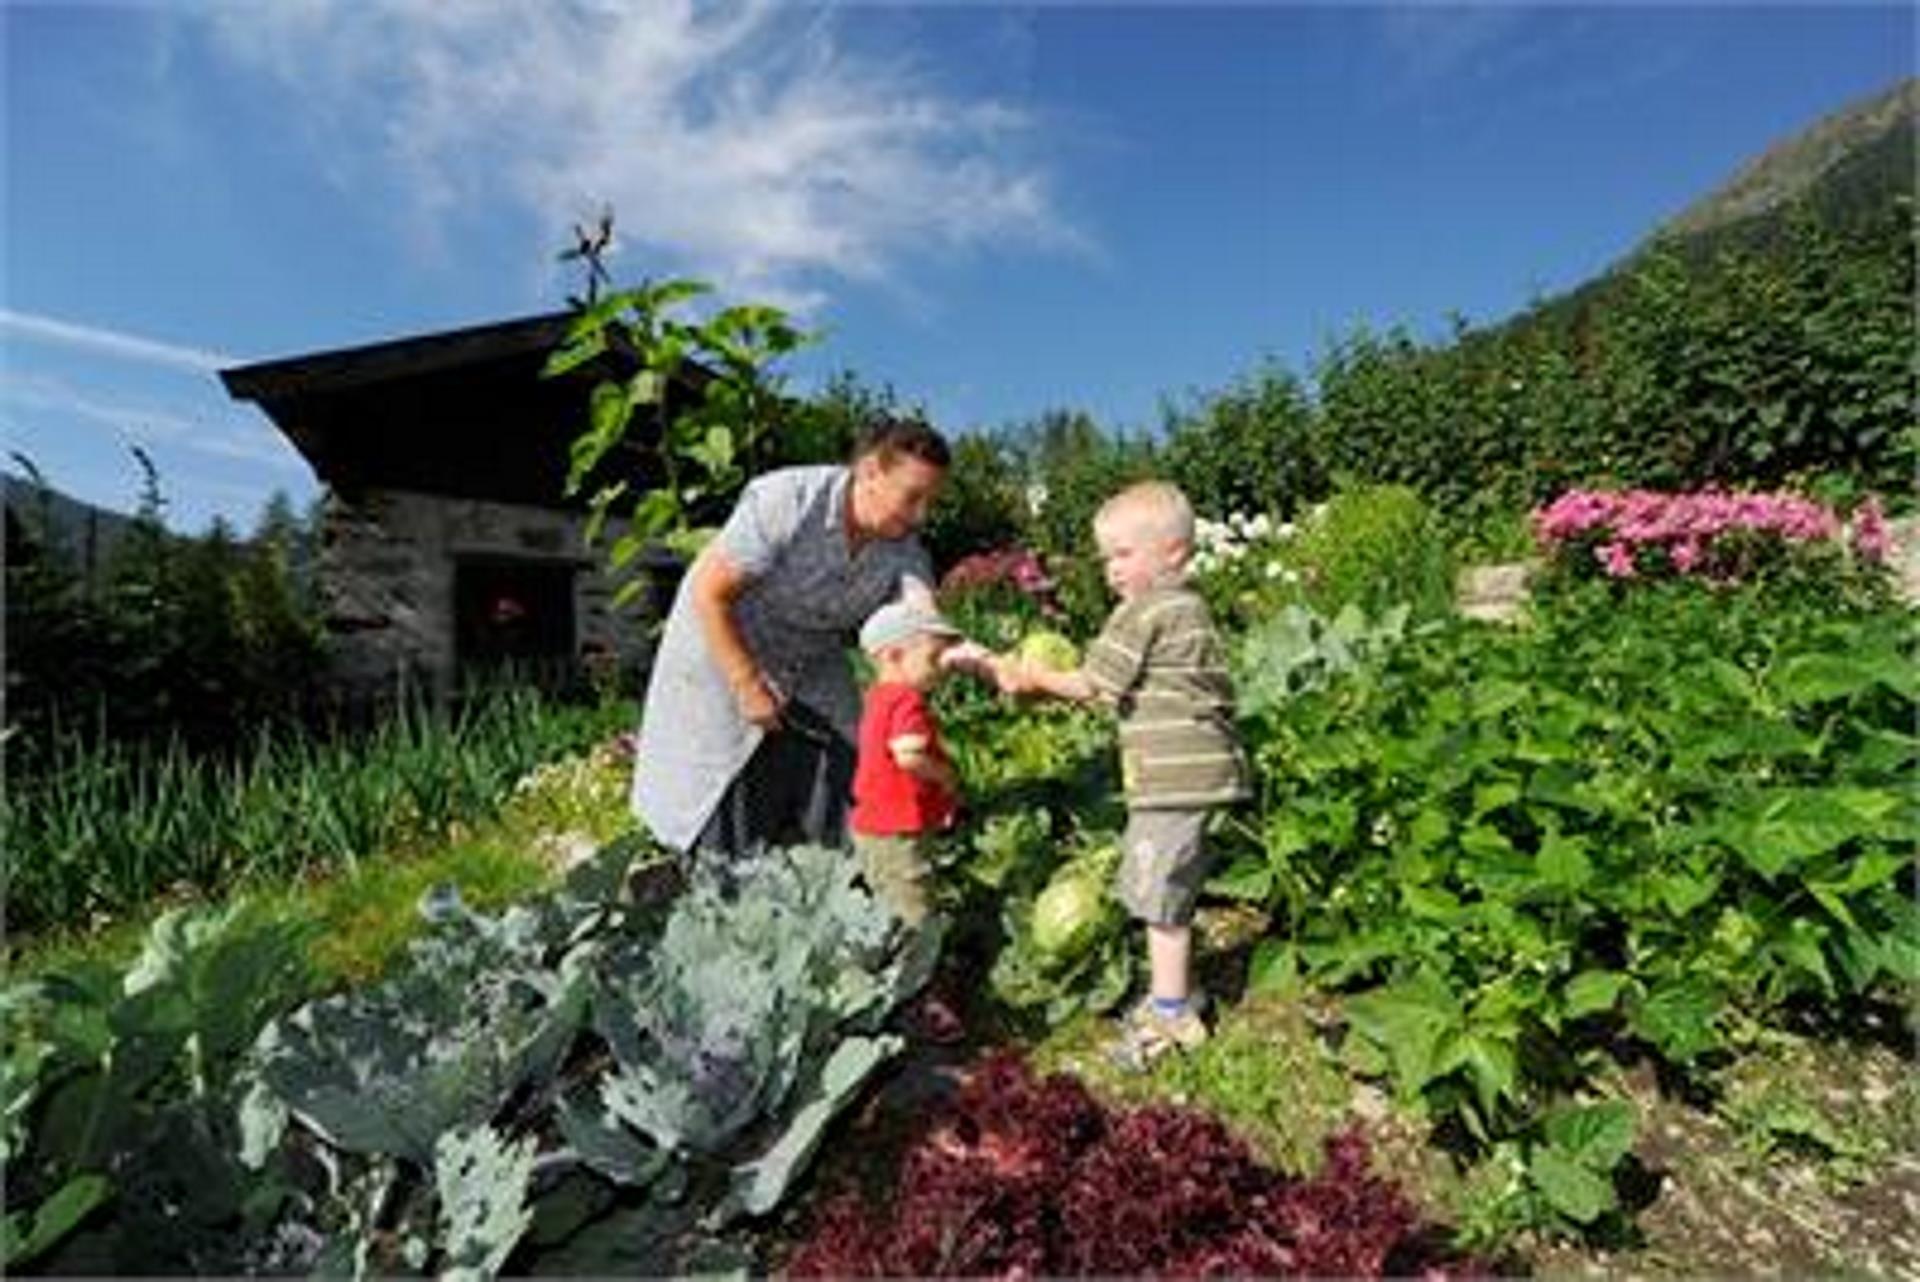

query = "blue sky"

[4,2,1912,534]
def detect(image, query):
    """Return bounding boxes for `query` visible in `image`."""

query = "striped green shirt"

[1082,585,1249,809]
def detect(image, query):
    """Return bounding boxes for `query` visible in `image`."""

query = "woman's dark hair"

[852,415,951,470]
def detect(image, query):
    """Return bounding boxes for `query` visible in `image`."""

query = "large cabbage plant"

[241,842,932,1277]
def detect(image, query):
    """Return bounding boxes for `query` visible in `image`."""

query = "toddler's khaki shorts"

[853,831,935,927]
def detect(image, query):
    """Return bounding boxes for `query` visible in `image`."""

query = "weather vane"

[559,204,614,307]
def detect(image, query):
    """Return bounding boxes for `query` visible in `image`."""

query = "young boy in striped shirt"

[998,480,1249,1069]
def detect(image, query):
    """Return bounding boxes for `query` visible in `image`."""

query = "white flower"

[1309,502,1329,523]
[1265,561,1283,579]
[1246,513,1272,539]
[1275,521,1297,541]
[1282,568,1301,584]
[1025,483,1050,517]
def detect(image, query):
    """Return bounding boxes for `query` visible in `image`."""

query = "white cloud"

[0,309,241,373]
[0,371,304,472]
[199,1,1083,311]
[1375,6,1532,93]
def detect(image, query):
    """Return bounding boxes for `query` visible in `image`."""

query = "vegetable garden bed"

[5,559,1915,1277]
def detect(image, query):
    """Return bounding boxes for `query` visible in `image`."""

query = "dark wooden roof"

[221,312,692,508]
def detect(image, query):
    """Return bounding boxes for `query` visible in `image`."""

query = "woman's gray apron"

[630,465,931,854]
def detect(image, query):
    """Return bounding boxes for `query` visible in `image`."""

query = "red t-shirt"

[851,683,959,836]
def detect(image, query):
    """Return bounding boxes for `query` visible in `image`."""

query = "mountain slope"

[1656,77,1917,245]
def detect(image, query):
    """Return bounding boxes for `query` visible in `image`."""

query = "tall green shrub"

[1307,198,1915,512]
[4,456,327,765]
[1288,485,1457,622]
[921,433,1026,573]
[1003,410,1159,630]
[1161,363,1325,519]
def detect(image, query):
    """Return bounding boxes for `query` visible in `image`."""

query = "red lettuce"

[785,1050,1476,1278]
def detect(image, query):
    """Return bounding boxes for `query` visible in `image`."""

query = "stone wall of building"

[315,486,663,701]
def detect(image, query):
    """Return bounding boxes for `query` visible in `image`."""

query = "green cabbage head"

[1031,867,1107,959]
[1017,630,1081,672]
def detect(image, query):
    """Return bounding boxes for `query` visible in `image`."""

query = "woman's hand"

[733,672,785,730]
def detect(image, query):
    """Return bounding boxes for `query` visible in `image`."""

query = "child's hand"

[991,655,1034,696]
[940,640,999,680]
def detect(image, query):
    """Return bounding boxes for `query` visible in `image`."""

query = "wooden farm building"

[222,312,684,702]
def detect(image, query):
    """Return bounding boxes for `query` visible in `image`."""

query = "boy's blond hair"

[1094,480,1195,546]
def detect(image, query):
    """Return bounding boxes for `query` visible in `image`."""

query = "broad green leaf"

[1816,849,1908,899]
[648,278,714,310]
[1772,918,1833,995]
[1472,781,1522,818]
[1536,832,1594,891]
[237,1076,289,1170]
[1459,1031,1519,1119]
[1344,973,1463,1096]
[556,1096,668,1189]
[436,1124,536,1282]
[1406,807,1451,852]
[1401,884,1463,922]
[1631,978,1721,1063]
[1694,657,1757,707]
[722,1033,899,1221]
[1530,1146,1616,1224]
[1652,870,1720,917]
[609,532,647,572]
[1831,927,1885,991]
[1771,653,1878,705]
[1544,1099,1635,1169]
[1562,970,1628,1019]
[2,1174,111,1268]
[627,489,680,540]
[627,369,665,408]
[1205,856,1272,903]
[1714,789,1871,879]
[590,381,634,447]
[542,330,607,378]
[1470,679,1529,719]
[1694,720,1816,761]
[1246,940,1301,996]
[1526,764,1600,815]
[687,425,736,477]
[1300,930,1403,985]
[1460,824,1516,860]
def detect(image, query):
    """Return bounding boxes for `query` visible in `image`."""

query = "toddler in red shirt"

[850,600,968,927]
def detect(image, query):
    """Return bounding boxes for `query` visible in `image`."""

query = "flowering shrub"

[1189,487,1455,628]
[938,547,1062,617]
[1191,510,1295,577]
[784,1050,1471,1278]
[1532,488,1892,587]
[1188,509,1304,628]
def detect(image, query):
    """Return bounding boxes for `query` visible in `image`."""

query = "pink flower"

[1533,485,1865,588]
[1851,497,1892,564]
[940,546,1061,609]
[1598,541,1637,579]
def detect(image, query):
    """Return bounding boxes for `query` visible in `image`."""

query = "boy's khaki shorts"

[853,831,935,927]
[1117,808,1214,926]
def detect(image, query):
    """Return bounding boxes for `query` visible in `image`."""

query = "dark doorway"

[455,557,577,674]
